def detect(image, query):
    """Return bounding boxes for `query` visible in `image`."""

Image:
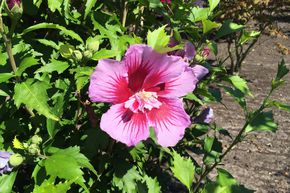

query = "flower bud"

[60,44,75,59]
[28,144,40,155]
[9,153,23,167]
[87,41,99,52]
[5,0,23,21]
[72,50,83,61]
[194,107,214,124]
[31,135,42,145]
[83,50,93,59]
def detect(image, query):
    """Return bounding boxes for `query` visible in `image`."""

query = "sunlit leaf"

[170,151,195,191]
[14,79,59,121]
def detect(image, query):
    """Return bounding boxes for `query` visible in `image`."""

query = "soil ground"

[212,18,290,193]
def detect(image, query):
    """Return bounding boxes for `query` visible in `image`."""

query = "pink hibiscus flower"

[89,44,208,147]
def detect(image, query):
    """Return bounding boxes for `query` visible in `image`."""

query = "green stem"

[0,14,35,117]
[122,1,128,27]
[192,88,273,192]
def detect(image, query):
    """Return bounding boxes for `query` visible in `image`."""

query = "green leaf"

[0,172,18,193]
[0,89,9,97]
[47,92,65,138]
[71,67,94,92]
[0,73,14,83]
[208,0,220,11]
[245,111,277,133]
[216,20,244,39]
[16,56,39,76]
[44,147,96,191]
[91,49,117,60]
[147,26,170,52]
[267,100,290,112]
[189,7,210,22]
[226,75,251,96]
[33,0,43,8]
[23,23,84,43]
[170,151,195,191]
[32,179,73,193]
[144,175,161,193]
[48,0,63,12]
[185,93,204,105]
[202,20,221,34]
[216,168,237,187]
[239,30,260,45]
[113,166,142,193]
[208,41,218,55]
[0,48,8,66]
[14,79,59,121]
[222,86,246,109]
[84,0,97,19]
[204,136,214,153]
[202,168,254,193]
[35,59,69,74]
[275,59,289,81]
[36,39,59,50]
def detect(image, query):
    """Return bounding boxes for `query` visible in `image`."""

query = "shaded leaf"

[23,23,84,43]
[245,111,277,133]
[216,20,244,39]
[16,56,39,76]
[113,166,142,193]
[275,59,289,81]
[226,75,251,96]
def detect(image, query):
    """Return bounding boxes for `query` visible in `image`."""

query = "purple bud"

[6,0,21,10]
[195,0,206,7]
[194,107,214,124]
[0,151,13,174]
[168,37,196,60]
[184,42,196,60]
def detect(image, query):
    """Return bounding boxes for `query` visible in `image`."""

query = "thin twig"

[122,1,128,27]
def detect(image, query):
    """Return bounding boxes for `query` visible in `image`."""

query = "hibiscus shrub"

[0,0,289,193]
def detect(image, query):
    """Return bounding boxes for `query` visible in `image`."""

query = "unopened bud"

[83,50,93,59]
[87,41,99,52]
[31,135,42,145]
[72,50,83,61]
[5,0,23,21]
[9,153,23,167]
[28,144,40,155]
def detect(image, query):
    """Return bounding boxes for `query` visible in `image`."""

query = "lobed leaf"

[14,79,59,121]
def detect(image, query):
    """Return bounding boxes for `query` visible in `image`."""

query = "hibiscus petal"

[155,65,208,98]
[89,59,131,104]
[147,99,191,147]
[124,44,188,92]
[192,64,208,80]
[156,67,198,98]
[100,103,150,146]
